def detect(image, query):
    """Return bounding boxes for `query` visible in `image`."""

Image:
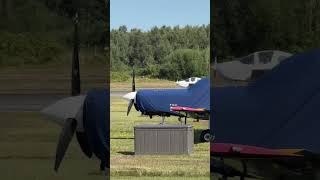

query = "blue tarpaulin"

[83,89,110,169]
[212,49,320,154]
[135,78,210,115]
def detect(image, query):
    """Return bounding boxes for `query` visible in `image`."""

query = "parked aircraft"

[123,70,210,142]
[214,50,292,81]
[176,77,202,88]
[209,49,320,179]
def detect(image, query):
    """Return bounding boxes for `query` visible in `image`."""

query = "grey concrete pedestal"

[134,124,193,155]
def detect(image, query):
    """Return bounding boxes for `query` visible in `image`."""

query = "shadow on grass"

[118,151,135,156]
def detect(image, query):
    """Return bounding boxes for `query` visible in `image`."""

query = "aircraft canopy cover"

[136,78,210,115]
[83,89,110,169]
[212,49,320,154]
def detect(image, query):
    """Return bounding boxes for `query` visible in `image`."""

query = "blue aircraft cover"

[135,78,210,116]
[212,49,320,154]
[83,89,110,170]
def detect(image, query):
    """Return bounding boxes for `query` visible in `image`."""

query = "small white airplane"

[214,50,292,81]
[176,77,202,88]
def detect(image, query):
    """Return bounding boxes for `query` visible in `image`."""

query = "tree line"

[0,0,107,66]
[111,25,210,81]
[212,0,320,61]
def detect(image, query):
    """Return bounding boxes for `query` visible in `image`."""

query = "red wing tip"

[210,143,304,157]
[170,106,206,112]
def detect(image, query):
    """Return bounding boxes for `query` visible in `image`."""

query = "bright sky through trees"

[111,0,210,31]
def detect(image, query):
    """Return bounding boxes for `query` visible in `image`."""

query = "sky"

[111,0,210,31]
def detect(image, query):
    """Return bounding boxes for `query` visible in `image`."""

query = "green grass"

[110,96,210,179]
[0,63,107,94]
[111,77,176,91]
[0,64,177,94]
[115,177,210,180]
[0,68,210,179]
[0,112,106,180]
[0,99,209,180]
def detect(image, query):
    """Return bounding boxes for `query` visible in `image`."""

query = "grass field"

[110,96,210,179]
[0,98,210,180]
[0,64,210,179]
[0,112,110,180]
[111,78,176,91]
[0,63,108,179]
[0,63,107,94]
[0,64,178,94]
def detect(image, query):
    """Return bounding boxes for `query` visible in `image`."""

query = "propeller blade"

[54,118,77,172]
[132,67,135,92]
[71,13,80,96]
[127,99,134,116]
[76,132,93,158]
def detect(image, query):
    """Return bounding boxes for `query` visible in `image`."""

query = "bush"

[111,71,131,82]
[111,48,210,81]
[0,31,64,66]
[139,64,161,78]
[159,49,209,80]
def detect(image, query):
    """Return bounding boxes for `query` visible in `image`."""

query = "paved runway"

[0,91,128,112]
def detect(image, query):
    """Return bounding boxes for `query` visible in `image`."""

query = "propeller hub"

[122,91,137,101]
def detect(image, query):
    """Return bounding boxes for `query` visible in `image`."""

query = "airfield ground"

[110,96,210,179]
[111,78,176,91]
[0,64,107,94]
[0,112,105,180]
[0,65,210,180]
[0,64,107,180]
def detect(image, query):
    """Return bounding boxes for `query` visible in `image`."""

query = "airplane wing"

[170,106,209,120]
[210,143,311,179]
[211,143,304,158]
[170,106,208,113]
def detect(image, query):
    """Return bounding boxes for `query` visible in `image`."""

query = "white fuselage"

[176,77,202,88]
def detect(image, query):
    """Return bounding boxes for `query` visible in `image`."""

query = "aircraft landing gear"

[160,116,165,125]
[240,160,247,180]
[200,129,211,142]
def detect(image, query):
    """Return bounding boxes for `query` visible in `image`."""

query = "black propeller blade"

[76,132,93,158]
[71,13,80,96]
[127,99,134,116]
[127,66,136,116]
[132,67,135,92]
[55,13,81,172]
[54,118,77,172]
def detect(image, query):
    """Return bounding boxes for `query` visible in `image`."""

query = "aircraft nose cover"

[83,89,109,170]
[135,78,210,115]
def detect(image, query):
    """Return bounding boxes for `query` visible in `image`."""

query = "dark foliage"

[212,0,320,60]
